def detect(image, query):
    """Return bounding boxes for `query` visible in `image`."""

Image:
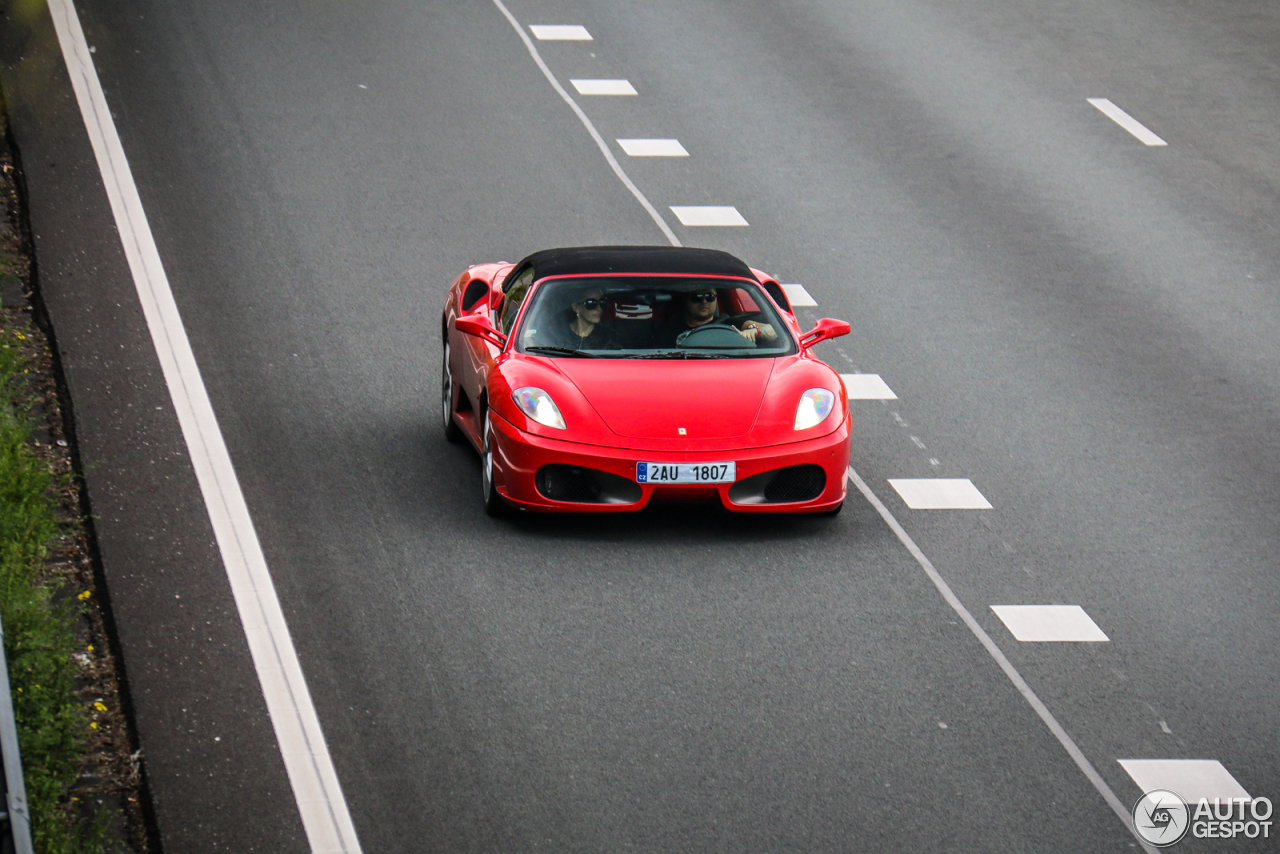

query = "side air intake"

[728,465,826,505]
[536,465,643,505]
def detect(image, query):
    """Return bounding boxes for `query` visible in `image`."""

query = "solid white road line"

[846,467,1158,852]
[779,283,817,307]
[669,206,748,226]
[570,79,637,95]
[1087,98,1168,146]
[530,25,591,40]
[840,373,897,400]
[1118,760,1252,803]
[617,138,688,157]
[990,605,1109,642]
[46,2,362,851]
[491,0,680,246]
[888,477,992,509]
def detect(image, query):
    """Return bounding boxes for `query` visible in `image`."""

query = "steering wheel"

[676,322,755,349]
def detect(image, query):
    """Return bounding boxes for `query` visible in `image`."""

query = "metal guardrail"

[0,611,34,854]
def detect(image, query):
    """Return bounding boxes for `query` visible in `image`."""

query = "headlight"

[512,387,566,429]
[794,388,836,430]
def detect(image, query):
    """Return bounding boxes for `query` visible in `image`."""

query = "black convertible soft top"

[504,246,756,291]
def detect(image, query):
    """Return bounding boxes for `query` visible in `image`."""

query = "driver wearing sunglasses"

[664,289,777,346]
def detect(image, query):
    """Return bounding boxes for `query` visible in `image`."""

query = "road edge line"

[45,1,362,850]
[489,0,682,247]
[846,466,1157,853]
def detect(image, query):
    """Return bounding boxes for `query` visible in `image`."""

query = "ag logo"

[1133,789,1190,847]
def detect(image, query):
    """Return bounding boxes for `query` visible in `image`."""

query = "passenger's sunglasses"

[688,292,718,303]
[578,298,609,309]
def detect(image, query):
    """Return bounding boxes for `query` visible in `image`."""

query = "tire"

[480,409,506,516]
[441,343,463,444]
[816,501,843,517]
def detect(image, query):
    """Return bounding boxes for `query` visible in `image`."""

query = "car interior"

[517,279,792,356]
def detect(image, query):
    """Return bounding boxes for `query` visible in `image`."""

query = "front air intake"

[536,465,642,505]
[728,464,826,505]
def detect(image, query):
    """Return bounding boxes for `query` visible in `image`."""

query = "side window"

[501,267,534,334]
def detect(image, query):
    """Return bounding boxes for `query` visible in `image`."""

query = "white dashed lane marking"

[570,78,637,95]
[1118,760,1252,803]
[848,468,1154,848]
[780,283,817,307]
[669,206,748,226]
[492,0,680,245]
[530,25,592,40]
[617,138,688,157]
[991,605,1109,642]
[840,373,897,400]
[1087,98,1167,146]
[888,478,992,509]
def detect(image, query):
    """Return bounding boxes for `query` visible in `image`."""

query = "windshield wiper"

[625,350,733,359]
[524,346,601,358]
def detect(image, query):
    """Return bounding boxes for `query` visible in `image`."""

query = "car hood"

[554,359,775,440]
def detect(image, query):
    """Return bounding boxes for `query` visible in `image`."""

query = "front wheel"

[441,343,463,444]
[480,410,506,516]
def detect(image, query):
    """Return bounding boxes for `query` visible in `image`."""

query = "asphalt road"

[3,0,1280,850]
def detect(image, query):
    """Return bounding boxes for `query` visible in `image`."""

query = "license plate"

[636,462,736,484]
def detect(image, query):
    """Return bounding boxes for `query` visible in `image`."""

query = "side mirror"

[799,318,851,349]
[454,315,508,349]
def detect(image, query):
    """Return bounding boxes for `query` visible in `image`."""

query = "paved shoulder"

[0,5,307,851]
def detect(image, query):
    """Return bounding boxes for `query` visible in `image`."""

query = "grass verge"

[1,76,148,852]
[0,320,113,852]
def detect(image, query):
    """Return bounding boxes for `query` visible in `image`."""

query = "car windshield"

[514,277,795,359]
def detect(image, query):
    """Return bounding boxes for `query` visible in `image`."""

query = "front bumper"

[489,412,850,513]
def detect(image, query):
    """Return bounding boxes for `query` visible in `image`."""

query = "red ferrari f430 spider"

[441,246,851,515]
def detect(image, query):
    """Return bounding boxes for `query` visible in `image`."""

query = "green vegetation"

[0,321,108,852]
